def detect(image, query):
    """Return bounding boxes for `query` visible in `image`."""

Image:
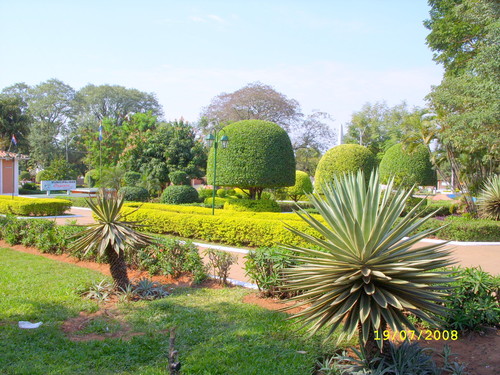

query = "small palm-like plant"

[71,192,155,290]
[282,171,454,360]
[477,174,500,220]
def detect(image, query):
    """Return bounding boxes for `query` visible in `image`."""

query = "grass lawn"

[0,248,344,375]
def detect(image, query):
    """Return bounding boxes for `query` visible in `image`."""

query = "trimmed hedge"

[285,171,313,202]
[161,185,199,204]
[204,197,226,208]
[0,196,71,216]
[207,120,295,192]
[224,198,281,212]
[438,216,500,242]
[379,143,436,187]
[119,186,149,202]
[314,144,375,193]
[121,205,323,247]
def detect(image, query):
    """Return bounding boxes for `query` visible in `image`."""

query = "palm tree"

[71,191,155,290]
[282,171,454,360]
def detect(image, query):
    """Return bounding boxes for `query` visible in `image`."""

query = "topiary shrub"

[84,169,100,187]
[203,197,226,208]
[20,171,31,181]
[314,144,375,193]
[379,143,436,188]
[224,198,280,212]
[216,188,227,198]
[119,186,149,202]
[161,185,199,204]
[168,170,190,185]
[123,171,142,187]
[207,120,295,199]
[285,171,313,202]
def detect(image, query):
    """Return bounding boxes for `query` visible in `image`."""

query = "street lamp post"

[205,124,229,215]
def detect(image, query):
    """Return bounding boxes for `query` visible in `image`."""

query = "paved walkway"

[43,207,500,277]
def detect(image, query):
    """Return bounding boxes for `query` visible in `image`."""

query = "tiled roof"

[0,151,29,159]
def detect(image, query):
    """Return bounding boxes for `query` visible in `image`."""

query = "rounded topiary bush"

[285,171,313,201]
[379,144,436,187]
[20,171,31,181]
[161,185,199,204]
[119,186,149,202]
[84,169,99,187]
[169,170,189,186]
[314,144,375,193]
[224,198,281,212]
[207,120,295,199]
[123,171,142,187]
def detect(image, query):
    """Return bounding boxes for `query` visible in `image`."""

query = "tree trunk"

[106,246,130,290]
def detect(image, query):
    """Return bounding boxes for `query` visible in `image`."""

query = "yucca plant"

[477,174,500,220]
[70,191,155,290]
[282,171,454,360]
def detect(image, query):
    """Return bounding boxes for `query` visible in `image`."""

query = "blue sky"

[0,0,442,133]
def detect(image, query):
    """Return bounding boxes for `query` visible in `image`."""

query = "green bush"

[224,198,281,212]
[203,197,226,208]
[216,188,227,198]
[20,171,31,180]
[314,144,375,193]
[84,169,100,188]
[437,216,500,241]
[244,247,299,298]
[198,188,214,199]
[207,120,295,199]
[123,171,142,187]
[277,201,315,212]
[161,185,199,204]
[136,238,206,283]
[0,196,71,216]
[419,200,458,217]
[285,170,313,202]
[444,267,500,332]
[168,170,189,185]
[118,186,149,202]
[21,182,37,191]
[205,249,238,285]
[379,143,436,187]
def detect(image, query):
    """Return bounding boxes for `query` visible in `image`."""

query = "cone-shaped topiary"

[314,144,375,194]
[282,171,454,361]
[285,170,313,202]
[207,120,295,199]
[379,143,436,188]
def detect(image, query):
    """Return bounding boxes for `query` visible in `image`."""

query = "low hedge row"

[121,206,323,247]
[0,196,71,216]
[224,198,281,212]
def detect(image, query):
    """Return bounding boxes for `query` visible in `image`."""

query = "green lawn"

[0,248,343,375]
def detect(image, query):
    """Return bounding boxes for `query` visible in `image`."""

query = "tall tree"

[425,0,499,204]
[200,82,302,132]
[0,96,31,151]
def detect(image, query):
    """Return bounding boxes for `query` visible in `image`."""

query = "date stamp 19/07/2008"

[374,330,459,342]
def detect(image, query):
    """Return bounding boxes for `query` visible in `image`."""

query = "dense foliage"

[223,198,281,212]
[118,186,149,202]
[161,185,199,204]
[314,144,375,193]
[0,196,71,216]
[207,120,295,199]
[379,143,436,187]
[285,170,313,201]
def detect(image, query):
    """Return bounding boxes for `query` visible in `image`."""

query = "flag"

[11,134,17,145]
[98,124,103,141]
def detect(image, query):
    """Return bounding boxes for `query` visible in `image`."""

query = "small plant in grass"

[477,174,500,220]
[132,277,170,300]
[70,192,156,290]
[282,170,454,363]
[244,246,299,298]
[205,249,237,285]
[80,279,115,302]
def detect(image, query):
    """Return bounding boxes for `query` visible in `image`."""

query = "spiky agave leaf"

[70,192,155,257]
[281,171,454,347]
[478,174,500,220]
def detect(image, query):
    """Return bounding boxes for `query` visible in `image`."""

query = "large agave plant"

[282,171,454,359]
[71,192,155,290]
[477,174,500,220]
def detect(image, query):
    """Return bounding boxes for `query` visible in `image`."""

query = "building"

[0,151,29,196]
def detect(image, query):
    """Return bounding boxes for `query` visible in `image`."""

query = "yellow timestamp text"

[374,330,458,341]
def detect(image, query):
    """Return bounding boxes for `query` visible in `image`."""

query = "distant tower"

[337,124,343,146]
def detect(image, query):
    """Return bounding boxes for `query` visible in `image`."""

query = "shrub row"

[223,198,281,212]
[121,206,323,248]
[0,196,71,216]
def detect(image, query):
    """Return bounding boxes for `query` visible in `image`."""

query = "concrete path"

[45,207,500,277]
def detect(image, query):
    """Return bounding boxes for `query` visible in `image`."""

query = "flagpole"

[99,122,102,184]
